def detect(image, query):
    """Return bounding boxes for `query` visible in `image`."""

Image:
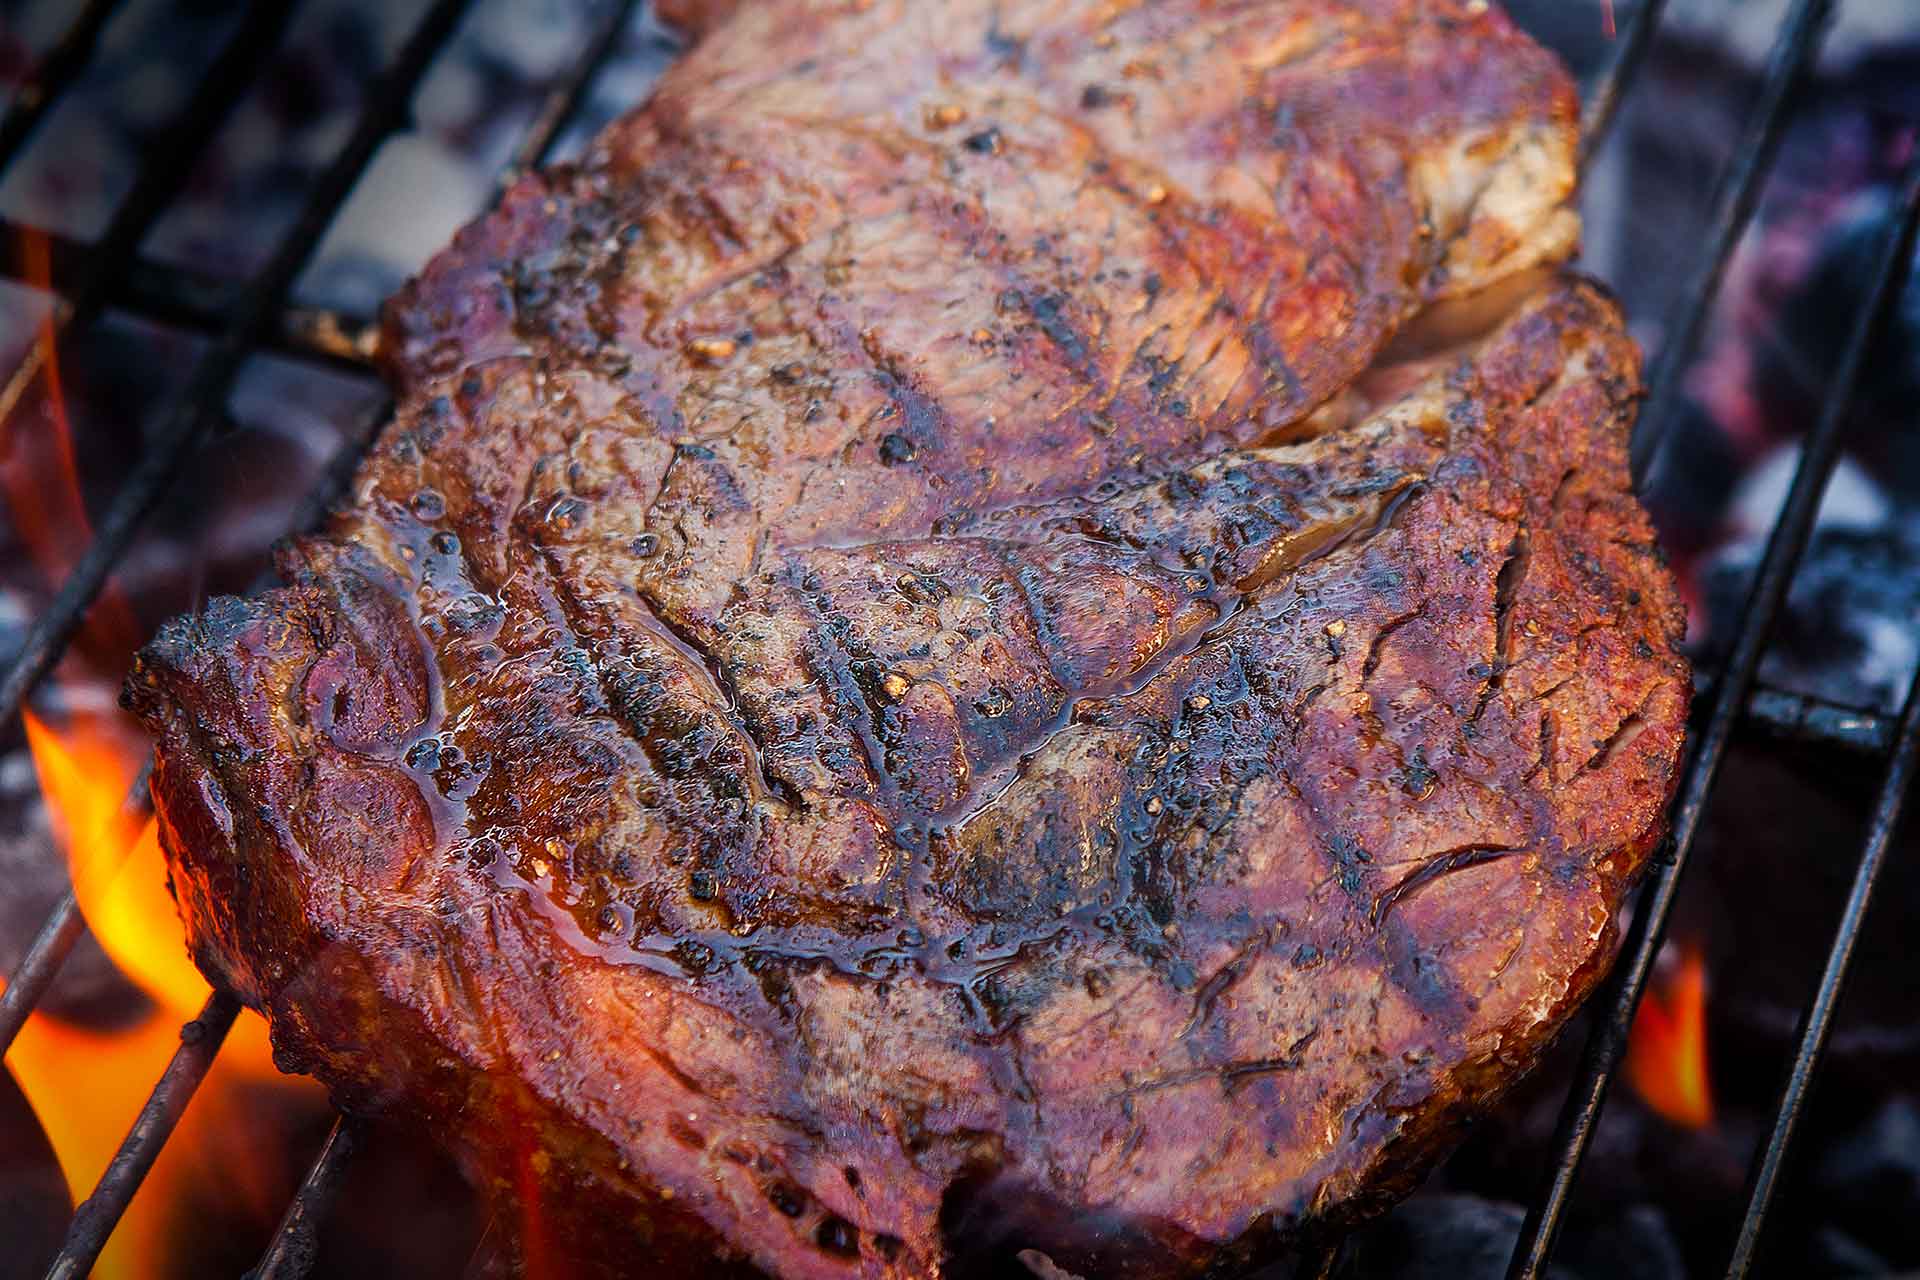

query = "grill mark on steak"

[1371,844,1524,925]
[1178,925,1273,1039]
[596,582,800,813]
[1471,524,1531,726]
[1583,691,1655,774]
[959,123,1220,411]
[1109,1033,1319,1101]
[1360,607,1423,685]
[782,564,899,807]
[854,330,958,475]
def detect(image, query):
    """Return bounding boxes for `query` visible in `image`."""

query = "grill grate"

[0,218,382,374]
[1507,5,1920,1274]
[0,0,126,175]
[0,2,1912,1277]
[0,1,303,430]
[1627,0,1836,488]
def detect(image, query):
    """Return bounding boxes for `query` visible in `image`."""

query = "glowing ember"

[1624,942,1715,1130]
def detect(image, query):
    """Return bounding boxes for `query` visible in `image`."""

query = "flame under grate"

[0,1,1916,1277]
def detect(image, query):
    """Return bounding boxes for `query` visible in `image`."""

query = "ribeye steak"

[124,1,1688,1276]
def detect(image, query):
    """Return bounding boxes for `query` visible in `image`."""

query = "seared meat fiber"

[123,2,1685,1277]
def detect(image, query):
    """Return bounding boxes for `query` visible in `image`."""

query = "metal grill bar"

[1723,155,1920,1279]
[1576,0,1668,172]
[0,894,84,1051]
[1735,684,1893,755]
[0,765,151,1056]
[0,0,126,173]
[1507,141,1920,1280]
[501,0,648,189]
[0,0,470,736]
[0,1,303,427]
[1627,0,1835,486]
[0,221,382,374]
[43,991,240,1280]
[248,1116,361,1280]
[1729,667,1920,1275]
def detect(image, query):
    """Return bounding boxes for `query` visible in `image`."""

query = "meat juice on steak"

[122,2,1687,1276]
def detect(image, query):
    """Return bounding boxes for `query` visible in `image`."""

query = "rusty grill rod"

[0,0,471,738]
[247,1116,363,1280]
[1627,0,1835,486]
[42,991,241,1280]
[0,0,127,173]
[1508,140,1920,1280]
[1722,150,1920,1279]
[1575,0,1668,172]
[0,764,151,1056]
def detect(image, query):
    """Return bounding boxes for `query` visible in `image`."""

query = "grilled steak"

[123,2,1687,1276]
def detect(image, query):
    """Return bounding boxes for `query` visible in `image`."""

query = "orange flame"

[7,704,323,1278]
[1,228,137,662]
[24,710,212,1019]
[1624,942,1715,1130]
[2,226,323,1276]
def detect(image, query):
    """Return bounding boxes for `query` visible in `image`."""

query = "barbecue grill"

[0,1,1914,1277]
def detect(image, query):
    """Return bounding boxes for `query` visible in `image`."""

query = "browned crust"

[129,275,1685,1279]
[122,4,1685,1278]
